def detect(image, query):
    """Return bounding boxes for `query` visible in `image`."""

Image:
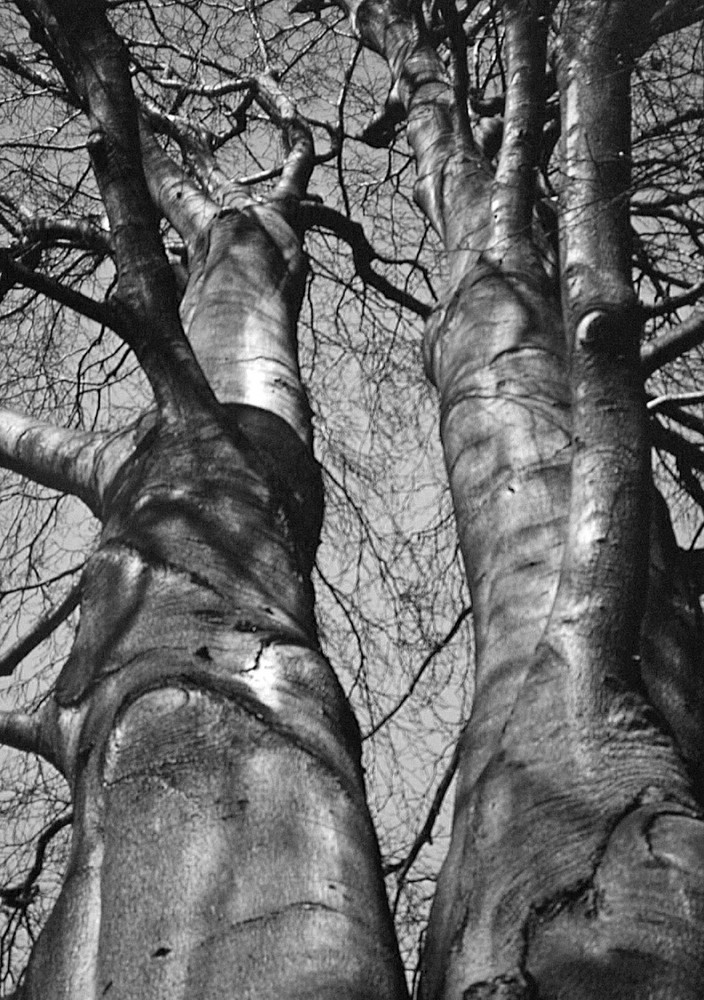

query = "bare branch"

[20,217,112,256]
[648,391,704,413]
[0,407,110,512]
[0,249,113,326]
[256,72,315,208]
[138,119,218,248]
[386,733,463,888]
[0,814,73,910]
[0,585,81,678]
[19,0,219,421]
[300,203,432,318]
[652,418,704,475]
[642,310,704,377]
[364,606,471,738]
[0,711,46,760]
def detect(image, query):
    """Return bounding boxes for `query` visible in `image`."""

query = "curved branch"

[256,71,315,208]
[20,217,113,256]
[0,249,113,327]
[300,202,432,318]
[22,0,219,422]
[0,813,73,910]
[0,584,81,678]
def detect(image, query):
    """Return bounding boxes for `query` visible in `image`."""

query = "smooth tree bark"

[0,2,406,998]
[338,0,704,996]
[4,0,704,998]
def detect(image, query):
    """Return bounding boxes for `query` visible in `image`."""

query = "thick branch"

[636,0,704,52]
[652,418,704,475]
[0,408,154,517]
[0,408,108,512]
[548,0,648,677]
[21,0,219,421]
[0,710,51,762]
[138,119,218,250]
[21,217,113,256]
[490,0,548,255]
[642,310,704,376]
[341,0,491,256]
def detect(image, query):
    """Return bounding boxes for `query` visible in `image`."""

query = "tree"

[1,0,704,998]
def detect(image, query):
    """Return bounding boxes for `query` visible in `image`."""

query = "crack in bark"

[518,786,702,988]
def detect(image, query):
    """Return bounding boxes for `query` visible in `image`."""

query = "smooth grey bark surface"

[3,2,408,998]
[339,0,704,996]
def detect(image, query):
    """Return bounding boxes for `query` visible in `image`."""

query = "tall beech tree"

[2,0,704,998]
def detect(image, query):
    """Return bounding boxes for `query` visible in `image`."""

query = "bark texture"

[340,0,704,996]
[7,2,407,998]
[21,411,405,1000]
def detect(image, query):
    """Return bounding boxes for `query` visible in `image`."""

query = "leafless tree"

[1,0,704,997]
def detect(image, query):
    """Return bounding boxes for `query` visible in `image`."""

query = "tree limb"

[0,813,73,910]
[300,202,432,318]
[641,310,704,377]
[0,249,113,326]
[365,606,471,738]
[0,407,111,513]
[0,584,81,677]
[0,711,46,759]
[386,732,463,891]
[138,119,218,250]
[20,217,113,256]
[651,417,704,474]
[20,0,219,422]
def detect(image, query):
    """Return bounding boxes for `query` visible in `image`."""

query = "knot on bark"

[574,301,643,357]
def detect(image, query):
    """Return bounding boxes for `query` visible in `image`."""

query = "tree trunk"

[18,216,407,1000]
[5,7,407,994]
[341,0,704,996]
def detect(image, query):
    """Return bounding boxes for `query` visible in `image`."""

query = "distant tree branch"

[300,203,432,319]
[640,278,704,319]
[646,0,704,45]
[0,584,81,678]
[385,732,464,890]
[0,44,75,104]
[364,606,471,738]
[648,391,704,414]
[0,813,73,911]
